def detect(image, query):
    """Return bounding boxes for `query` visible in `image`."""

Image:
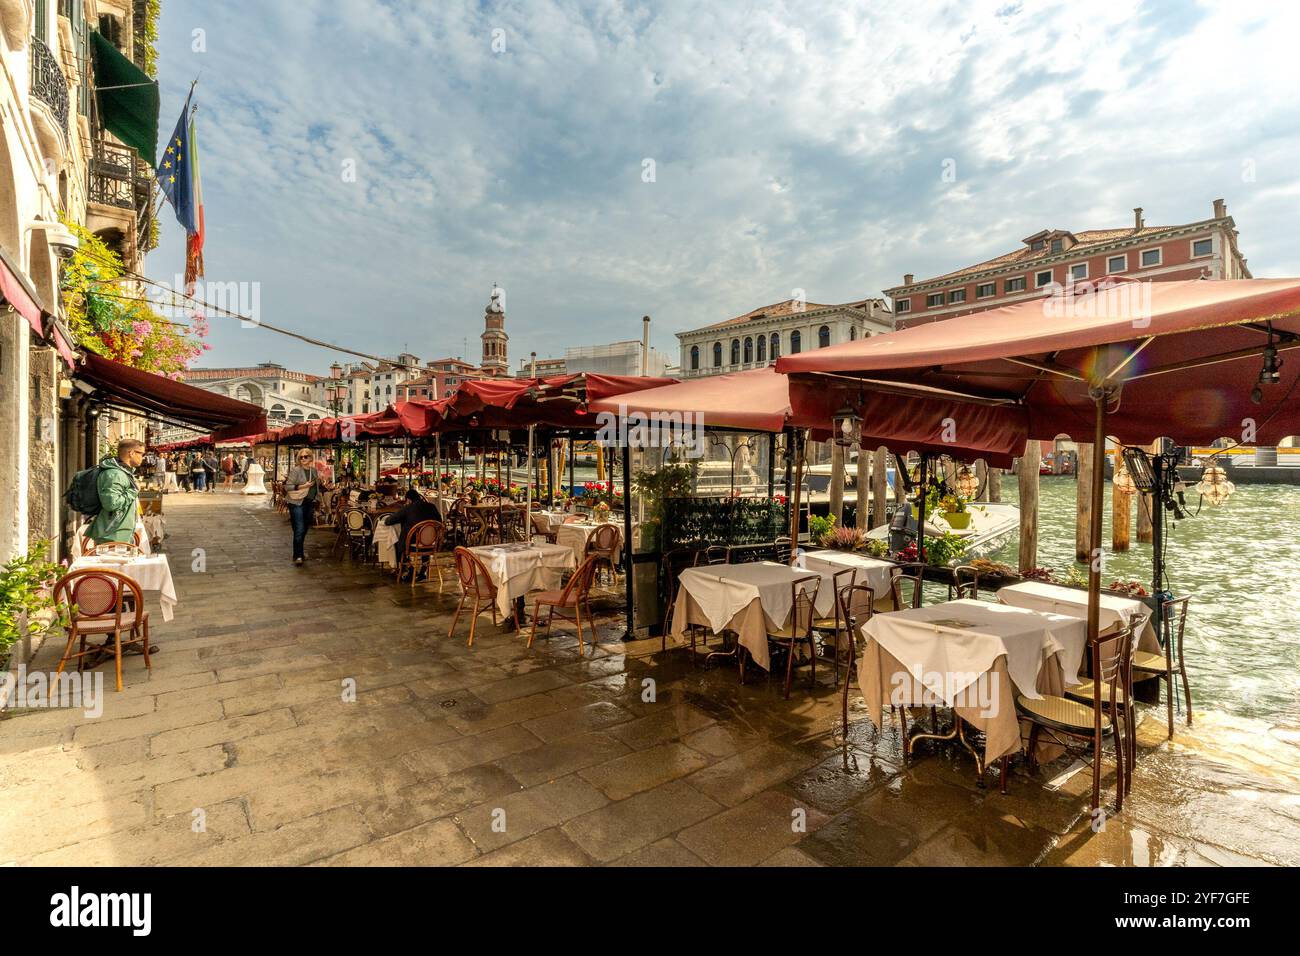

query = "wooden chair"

[812,567,857,688]
[763,575,822,700]
[448,547,500,647]
[585,523,621,584]
[773,536,794,565]
[837,584,876,734]
[529,556,600,657]
[660,547,708,657]
[890,562,926,610]
[948,564,982,601]
[1016,622,1135,810]
[499,506,526,543]
[52,569,151,693]
[1131,598,1192,738]
[529,511,558,544]
[697,545,728,567]
[80,529,143,556]
[396,519,445,590]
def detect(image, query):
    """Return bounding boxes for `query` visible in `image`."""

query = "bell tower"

[480,285,509,377]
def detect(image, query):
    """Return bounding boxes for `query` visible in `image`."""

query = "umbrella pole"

[1086,391,1108,646]
[917,454,928,565]
[621,443,634,639]
[787,429,805,560]
[526,424,535,525]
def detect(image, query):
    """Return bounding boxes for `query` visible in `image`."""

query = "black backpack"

[65,466,103,517]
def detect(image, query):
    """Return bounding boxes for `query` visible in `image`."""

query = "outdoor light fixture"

[832,406,861,447]
[1111,461,1137,496]
[1120,446,1156,492]
[954,464,979,499]
[1252,325,1284,404]
[1196,463,1235,506]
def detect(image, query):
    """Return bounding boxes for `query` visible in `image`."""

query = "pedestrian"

[221,453,236,491]
[189,452,206,491]
[86,439,144,546]
[202,451,218,493]
[153,451,167,489]
[285,449,322,566]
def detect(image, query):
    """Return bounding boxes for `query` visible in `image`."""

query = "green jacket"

[86,456,139,544]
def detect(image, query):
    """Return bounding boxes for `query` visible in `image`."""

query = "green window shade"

[90,30,159,164]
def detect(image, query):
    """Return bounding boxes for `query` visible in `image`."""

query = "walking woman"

[285,449,320,566]
[220,453,236,491]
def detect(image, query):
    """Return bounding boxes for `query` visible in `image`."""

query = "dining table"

[996,580,1159,652]
[67,552,178,622]
[72,519,153,558]
[795,549,898,613]
[554,521,624,563]
[856,599,1089,767]
[670,561,834,671]
[467,541,577,623]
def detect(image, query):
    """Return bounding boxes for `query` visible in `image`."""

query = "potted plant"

[1,542,67,683]
[820,525,865,552]
[939,493,970,530]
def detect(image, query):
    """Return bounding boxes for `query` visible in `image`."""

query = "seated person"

[381,489,444,567]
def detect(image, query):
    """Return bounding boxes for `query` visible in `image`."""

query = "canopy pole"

[1086,389,1108,647]
[525,424,535,524]
[917,453,928,566]
[787,429,806,560]
[621,443,634,640]
[766,432,776,499]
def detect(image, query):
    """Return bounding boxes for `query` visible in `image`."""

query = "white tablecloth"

[468,542,577,619]
[72,519,153,558]
[555,522,623,563]
[861,599,1087,704]
[795,550,896,606]
[672,562,828,670]
[372,521,400,567]
[996,580,1158,651]
[68,554,177,622]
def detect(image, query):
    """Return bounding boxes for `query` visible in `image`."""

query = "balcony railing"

[30,35,69,136]
[89,139,145,210]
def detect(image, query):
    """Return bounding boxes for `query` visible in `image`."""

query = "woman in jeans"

[285,449,320,565]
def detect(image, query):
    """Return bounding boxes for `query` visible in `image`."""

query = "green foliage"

[663,496,788,550]
[1,542,67,666]
[923,530,968,567]
[632,462,693,551]
[864,537,889,558]
[808,513,836,541]
[820,525,865,551]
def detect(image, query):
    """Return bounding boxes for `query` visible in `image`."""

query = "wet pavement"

[2,492,1295,866]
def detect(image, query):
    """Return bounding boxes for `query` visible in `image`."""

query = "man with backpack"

[73,438,145,545]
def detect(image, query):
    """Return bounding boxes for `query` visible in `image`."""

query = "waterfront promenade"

[2,493,1294,866]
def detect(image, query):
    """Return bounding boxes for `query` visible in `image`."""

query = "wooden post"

[1018,439,1040,573]
[1075,442,1094,562]
[1112,486,1131,552]
[1136,440,1155,543]
[828,441,845,527]
[872,445,889,529]
[856,447,871,530]
[988,465,1001,502]
[975,459,988,501]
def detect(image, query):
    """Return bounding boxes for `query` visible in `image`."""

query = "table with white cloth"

[372,520,400,567]
[670,561,833,671]
[555,521,623,564]
[68,553,178,623]
[72,519,153,558]
[468,542,577,621]
[996,580,1159,653]
[795,550,898,613]
[857,599,1089,764]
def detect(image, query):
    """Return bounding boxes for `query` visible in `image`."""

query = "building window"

[1107,254,1127,274]
[849,326,857,341]
[1005,277,1026,293]
[976,282,995,299]
[743,337,753,363]
[949,289,966,304]
[895,298,911,314]
[790,330,802,354]
[1140,248,1162,267]
[757,335,766,362]
[1192,238,1213,258]
[769,333,780,360]
[730,339,740,365]
[712,342,722,367]
[1050,238,1063,253]
[926,293,944,308]
[690,345,699,370]
[1035,270,1054,288]
[1069,262,1088,281]
[818,325,830,348]
[1031,239,1045,251]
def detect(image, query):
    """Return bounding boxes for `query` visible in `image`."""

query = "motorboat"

[865,501,1020,561]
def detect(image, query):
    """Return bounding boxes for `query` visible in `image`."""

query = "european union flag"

[158,93,196,234]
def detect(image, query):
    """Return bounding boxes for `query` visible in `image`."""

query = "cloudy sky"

[148,0,1300,376]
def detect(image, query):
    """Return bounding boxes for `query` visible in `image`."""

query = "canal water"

[990,478,1300,731]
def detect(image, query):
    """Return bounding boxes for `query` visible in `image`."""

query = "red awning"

[444,374,677,431]
[777,278,1300,446]
[0,246,45,336]
[77,352,267,440]
[589,366,792,433]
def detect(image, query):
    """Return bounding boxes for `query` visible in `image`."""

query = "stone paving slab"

[0,492,1286,866]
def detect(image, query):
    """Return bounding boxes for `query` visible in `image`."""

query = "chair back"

[837,583,876,632]
[826,567,857,627]
[344,509,373,534]
[700,545,728,566]
[560,556,600,605]
[589,524,620,554]
[1090,622,1134,717]
[452,547,496,599]
[773,536,793,564]
[530,512,553,535]
[55,568,143,629]
[787,574,821,637]
[407,519,444,553]
[80,529,142,556]
[951,564,981,601]
[890,562,926,609]
[1160,597,1189,663]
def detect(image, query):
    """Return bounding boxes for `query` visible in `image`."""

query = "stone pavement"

[2,492,1293,866]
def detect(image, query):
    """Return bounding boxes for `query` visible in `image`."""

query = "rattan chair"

[763,574,822,700]
[530,511,558,544]
[80,529,143,556]
[585,523,621,584]
[1131,598,1192,738]
[52,569,151,693]
[529,556,600,657]
[339,508,374,562]
[448,546,500,647]
[1017,622,1136,810]
[396,519,446,590]
[890,561,926,610]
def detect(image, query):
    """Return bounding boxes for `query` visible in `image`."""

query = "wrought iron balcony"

[30,35,69,137]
